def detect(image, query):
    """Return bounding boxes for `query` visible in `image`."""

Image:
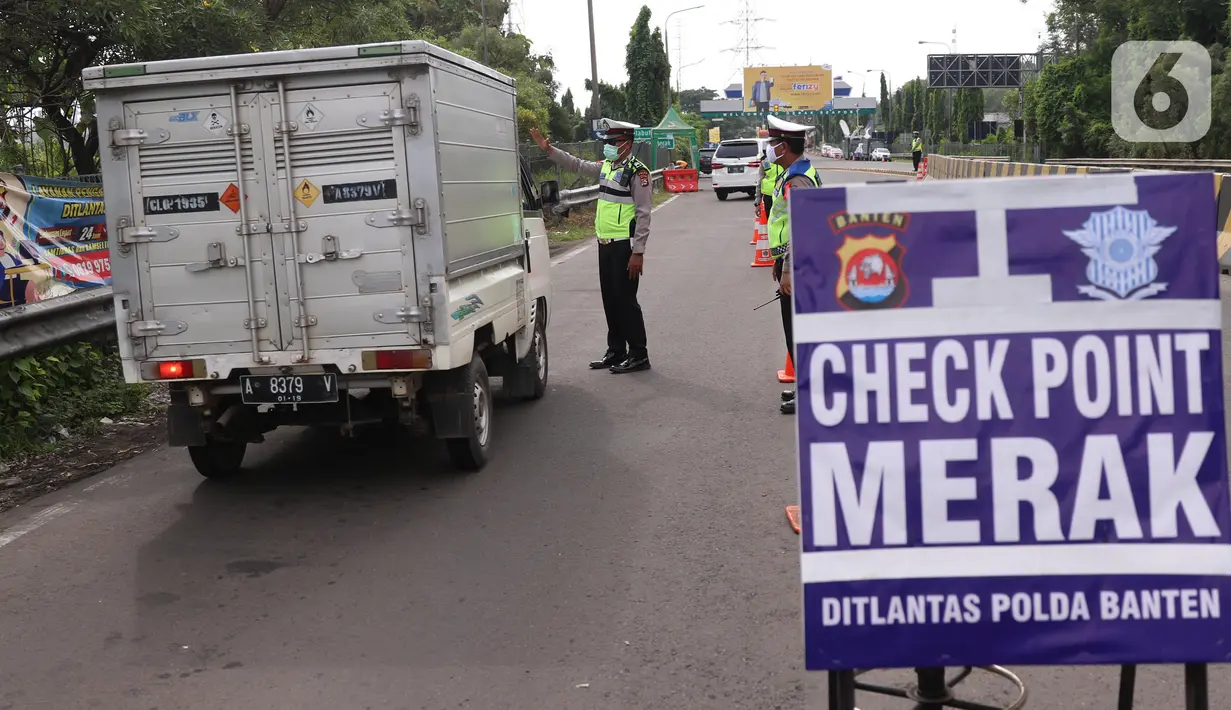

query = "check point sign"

[790,173,1231,671]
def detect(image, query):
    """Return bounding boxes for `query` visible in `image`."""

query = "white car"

[710,138,766,201]
[871,147,891,162]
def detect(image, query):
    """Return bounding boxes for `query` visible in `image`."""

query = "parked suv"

[710,138,766,200]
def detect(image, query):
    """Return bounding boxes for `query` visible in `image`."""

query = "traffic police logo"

[835,235,908,310]
[1063,205,1176,301]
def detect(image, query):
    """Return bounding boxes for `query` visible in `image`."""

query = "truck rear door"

[263,81,423,354]
[121,92,282,358]
[121,79,423,361]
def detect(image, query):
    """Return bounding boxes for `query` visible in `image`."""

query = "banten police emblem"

[835,235,908,310]
[1063,206,1176,301]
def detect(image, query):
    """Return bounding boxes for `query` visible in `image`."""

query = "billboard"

[742,65,833,113]
[0,172,108,308]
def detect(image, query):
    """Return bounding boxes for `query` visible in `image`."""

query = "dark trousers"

[598,240,648,359]
[780,279,793,372]
[912,151,922,171]
[774,258,793,374]
[761,194,773,218]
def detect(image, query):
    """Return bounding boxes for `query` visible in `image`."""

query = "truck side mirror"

[539,180,560,205]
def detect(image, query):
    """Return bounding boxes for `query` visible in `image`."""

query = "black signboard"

[144,193,220,215]
[322,179,398,204]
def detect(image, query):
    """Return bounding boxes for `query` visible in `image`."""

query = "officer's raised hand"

[529,128,552,153]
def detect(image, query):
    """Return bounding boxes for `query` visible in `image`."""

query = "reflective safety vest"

[911,137,923,152]
[768,159,818,260]
[760,161,784,198]
[595,157,648,240]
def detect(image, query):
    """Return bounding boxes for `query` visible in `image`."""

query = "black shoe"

[780,398,796,415]
[781,389,796,402]
[610,356,651,374]
[589,352,626,369]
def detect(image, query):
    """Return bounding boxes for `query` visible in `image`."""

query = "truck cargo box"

[84,41,555,474]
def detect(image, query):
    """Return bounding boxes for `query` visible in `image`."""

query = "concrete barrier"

[925,155,1231,266]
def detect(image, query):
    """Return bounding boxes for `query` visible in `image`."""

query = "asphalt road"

[0,170,1228,710]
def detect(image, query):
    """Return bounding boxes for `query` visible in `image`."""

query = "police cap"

[597,117,639,140]
[766,115,810,137]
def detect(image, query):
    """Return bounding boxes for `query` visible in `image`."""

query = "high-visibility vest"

[768,159,818,260]
[760,161,784,197]
[911,137,923,152]
[594,157,648,240]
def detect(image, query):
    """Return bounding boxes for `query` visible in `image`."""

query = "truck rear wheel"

[187,437,247,479]
[445,356,492,471]
[523,318,548,400]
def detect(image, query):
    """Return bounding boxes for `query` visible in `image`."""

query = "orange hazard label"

[220,184,241,213]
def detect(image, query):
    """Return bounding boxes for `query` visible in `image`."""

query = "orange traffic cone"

[750,202,764,244]
[777,353,795,383]
[751,209,773,267]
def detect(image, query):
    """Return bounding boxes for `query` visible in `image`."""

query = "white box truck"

[83,41,558,477]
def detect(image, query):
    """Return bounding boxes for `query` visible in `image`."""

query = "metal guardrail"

[1045,158,1231,172]
[553,169,665,211]
[0,177,667,360]
[0,287,115,359]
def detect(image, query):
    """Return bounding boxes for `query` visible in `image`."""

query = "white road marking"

[549,194,682,266]
[0,502,77,550]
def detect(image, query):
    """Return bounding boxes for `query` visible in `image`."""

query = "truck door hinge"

[186,242,246,272]
[118,223,179,246]
[127,319,188,337]
[365,198,428,235]
[110,127,171,147]
[357,95,420,134]
[373,301,431,324]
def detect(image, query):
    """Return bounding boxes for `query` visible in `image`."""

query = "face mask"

[766,142,782,164]
[603,144,620,161]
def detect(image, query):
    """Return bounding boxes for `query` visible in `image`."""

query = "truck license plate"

[240,374,339,404]
[728,166,744,173]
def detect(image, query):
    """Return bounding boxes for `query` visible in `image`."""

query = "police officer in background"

[754,141,784,220]
[530,119,653,374]
[911,130,924,172]
[765,115,819,415]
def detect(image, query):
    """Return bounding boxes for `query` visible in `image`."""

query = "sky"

[508,0,1055,108]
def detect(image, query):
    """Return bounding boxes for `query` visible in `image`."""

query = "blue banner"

[790,172,1230,669]
[0,172,108,308]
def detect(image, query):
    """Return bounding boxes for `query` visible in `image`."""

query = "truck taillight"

[362,349,433,371]
[159,361,188,379]
[142,358,206,381]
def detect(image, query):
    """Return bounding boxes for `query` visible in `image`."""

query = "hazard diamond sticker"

[220,184,241,213]
[297,103,324,132]
[294,178,320,208]
[203,110,229,137]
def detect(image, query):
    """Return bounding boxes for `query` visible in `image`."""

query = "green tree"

[623,6,670,126]
[677,87,716,114]
[878,74,891,132]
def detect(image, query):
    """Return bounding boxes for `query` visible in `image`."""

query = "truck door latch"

[186,242,246,272]
[298,234,362,264]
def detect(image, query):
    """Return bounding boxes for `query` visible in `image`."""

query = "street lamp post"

[587,0,600,121]
[664,5,704,108]
[918,40,953,144]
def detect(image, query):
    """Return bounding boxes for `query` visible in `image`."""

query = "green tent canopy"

[633,107,701,170]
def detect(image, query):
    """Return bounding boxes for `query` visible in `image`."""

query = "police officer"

[765,115,819,415]
[529,119,653,374]
[911,130,924,172]
[754,141,784,219]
